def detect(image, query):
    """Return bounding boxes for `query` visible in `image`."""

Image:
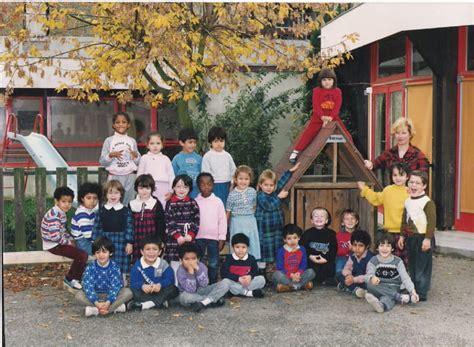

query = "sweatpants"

[48,244,88,281]
[178,279,231,306]
[75,288,133,312]
[272,269,315,289]
[406,235,433,300]
[228,275,265,295]
[131,285,178,307]
[108,173,136,206]
[366,282,401,311]
[294,118,352,152]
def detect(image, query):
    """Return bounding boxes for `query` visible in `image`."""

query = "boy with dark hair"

[172,127,202,198]
[41,186,88,292]
[272,224,315,292]
[72,182,102,255]
[398,170,436,302]
[365,233,419,313]
[128,235,178,311]
[336,230,374,298]
[221,233,265,298]
[75,236,133,317]
[176,242,231,312]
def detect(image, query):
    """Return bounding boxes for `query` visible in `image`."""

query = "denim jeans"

[272,269,315,290]
[335,256,348,275]
[196,238,220,284]
[75,238,92,256]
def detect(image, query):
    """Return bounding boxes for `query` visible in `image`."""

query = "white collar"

[52,205,66,216]
[113,132,128,138]
[140,257,161,269]
[210,149,227,155]
[234,187,248,193]
[104,203,124,210]
[283,244,300,252]
[96,260,110,268]
[147,151,163,157]
[129,197,157,212]
[232,253,249,261]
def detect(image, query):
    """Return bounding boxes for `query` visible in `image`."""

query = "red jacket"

[312,87,342,120]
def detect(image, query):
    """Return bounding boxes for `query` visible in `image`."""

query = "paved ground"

[3,254,474,346]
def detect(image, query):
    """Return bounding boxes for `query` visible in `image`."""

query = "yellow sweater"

[360,185,409,233]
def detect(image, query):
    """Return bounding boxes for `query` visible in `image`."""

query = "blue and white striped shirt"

[71,206,96,240]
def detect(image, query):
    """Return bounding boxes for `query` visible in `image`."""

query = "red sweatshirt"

[312,87,342,120]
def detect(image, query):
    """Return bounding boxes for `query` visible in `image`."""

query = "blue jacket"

[130,257,175,289]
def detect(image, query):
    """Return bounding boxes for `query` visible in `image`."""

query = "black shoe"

[252,289,264,298]
[192,302,205,312]
[126,300,142,311]
[210,297,226,307]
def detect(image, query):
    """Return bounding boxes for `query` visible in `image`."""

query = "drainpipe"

[456,75,463,220]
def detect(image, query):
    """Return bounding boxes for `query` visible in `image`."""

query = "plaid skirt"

[103,231,131,274]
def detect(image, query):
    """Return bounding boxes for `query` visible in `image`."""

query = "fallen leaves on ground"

[3,263,68,292]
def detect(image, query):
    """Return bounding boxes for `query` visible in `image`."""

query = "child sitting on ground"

[398,170,436,302]
[221,233,265,298]
[300,207,338,286]
[335,209,359,276]
[365,233,419,313]
[272,224,315,292]
[336,230,374,298]
[176,242,230,312]
[128,235,179,311]
[41,186,88,292]
[195,172,227,284]
[71,182,101,255]
[75,236,133,317]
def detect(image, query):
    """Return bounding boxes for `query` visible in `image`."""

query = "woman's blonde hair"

[391,117,416,139]
[232,165,254,186]
[103,180,125,203]
[258,169,277,191]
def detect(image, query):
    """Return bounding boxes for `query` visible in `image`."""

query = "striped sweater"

[71,206,96,240]
[41,206,71,250]
[365,254,415,293]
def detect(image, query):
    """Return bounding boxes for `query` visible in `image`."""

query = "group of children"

[40,92,435,316]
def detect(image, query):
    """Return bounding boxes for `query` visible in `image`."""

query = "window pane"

[125,100,151,145]
[375,94,386,159]
[57,147,101,163]
[50,99,115,144]
[378,34,406,78]
[468,26,474,71]
[12,98,42,135]
[157,103,179,141]
[412,46,432,76]
[390,92,403,146]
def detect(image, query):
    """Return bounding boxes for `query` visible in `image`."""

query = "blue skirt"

[213,182,230,205]
[230,214,261,260]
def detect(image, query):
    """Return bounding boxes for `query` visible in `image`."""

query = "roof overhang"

[321,3,474,54]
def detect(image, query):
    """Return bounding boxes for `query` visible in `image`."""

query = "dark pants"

[406,235,433,300]
[196,238,219,284]
[335,273,367,292]
[309,262,335,284]
[48,244,88,281]
[131,285,178,306]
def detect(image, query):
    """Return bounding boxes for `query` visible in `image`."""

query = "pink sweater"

[195,193,227,241]
[137,152,174,187]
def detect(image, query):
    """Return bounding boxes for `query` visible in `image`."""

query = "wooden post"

[56,167,67,188]
[332,143,338,183]
[35,168,46,250]
[98,167,108,186]
[14,168,26,251]
[77,167,88,187]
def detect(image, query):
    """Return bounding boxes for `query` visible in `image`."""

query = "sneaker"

[289,151,299,163]
[336,282,345,291]
[192,302,205,312]
[113,304,126,313]
[126,300,142,311]
[161,300,169,309]
[354,288,367,298]
[252,289,265,298]
[365,293,385,313]
[276,284,292,293]
[210,297,226,307]
[399,294,410,305]
[303,281,314,291]
[63,278,82,292]
[85,306,99,317]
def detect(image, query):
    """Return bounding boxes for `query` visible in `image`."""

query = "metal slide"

[7,131,78,197]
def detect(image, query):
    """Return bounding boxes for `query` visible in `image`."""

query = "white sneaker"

[354,288,367,298]
[85,306,99,317]
[113,304,126,313]
[399,294,410,305]
[365,293,384,313]
[63,278,82,292]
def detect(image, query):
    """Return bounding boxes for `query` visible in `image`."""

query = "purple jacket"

[176,262,209,293]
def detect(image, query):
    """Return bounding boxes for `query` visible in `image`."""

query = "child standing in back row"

[100,112,141,206]
[137,132,175,208]
[172,128,202,199]
[226,165,260,260]
[289,68,352,163]
[256,163,300,277]
[201,126,236,205]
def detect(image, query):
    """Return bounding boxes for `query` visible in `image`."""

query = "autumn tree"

[0,3,356,126]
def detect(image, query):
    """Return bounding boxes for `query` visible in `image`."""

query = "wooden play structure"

[275,121,382,235]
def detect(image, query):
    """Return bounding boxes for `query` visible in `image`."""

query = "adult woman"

[364,117,429,174]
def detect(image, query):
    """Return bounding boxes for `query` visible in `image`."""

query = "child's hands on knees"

[421,238,431,252]
[290,272,301,283]
[184,234,192,242]
[177,236,186,246]
[151,284,161,293]
[239,275,251,287]
[310,255,327,264]
[322,116,332,126]
[125,243,133,255]
[142,284,153,293]
[277,190,289,199]
[345,275,354,286]
[371,276,380,286]
[357,181,366,190]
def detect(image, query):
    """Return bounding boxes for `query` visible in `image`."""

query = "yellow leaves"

[183,90,197,101]
[151,15,171,29]
[29,45,41,58]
